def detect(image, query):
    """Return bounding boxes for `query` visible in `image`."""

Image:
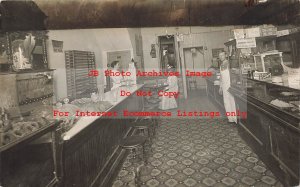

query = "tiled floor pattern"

[112,118,283,187]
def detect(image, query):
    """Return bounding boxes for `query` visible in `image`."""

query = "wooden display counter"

[229,79,300,186]
[62,84,144,187]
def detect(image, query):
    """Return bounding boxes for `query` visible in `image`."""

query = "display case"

[253,51,284,75]
[226,28,300,186]
[229,78,300,186]
[0,69,63,186]
[0,120,63,187]
[224,34,278,88]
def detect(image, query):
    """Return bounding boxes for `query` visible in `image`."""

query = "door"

[183,47,206,94]
[107,50,131,71]
[158,36,176,71]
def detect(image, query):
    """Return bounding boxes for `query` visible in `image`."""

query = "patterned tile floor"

[112,118,283,187]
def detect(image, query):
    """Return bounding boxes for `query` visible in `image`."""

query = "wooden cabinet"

[276,32,300,68]
[0,121,63,187]
[65,50,97,99]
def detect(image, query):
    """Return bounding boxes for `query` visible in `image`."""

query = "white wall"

[141,26,234,72]
[127,28,143,70]
[140,26,233,97]
[47,28,133,101]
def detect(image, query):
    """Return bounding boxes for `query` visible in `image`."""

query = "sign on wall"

[52,40,63,53]
[150,44,156,58]
[236,38,256,48]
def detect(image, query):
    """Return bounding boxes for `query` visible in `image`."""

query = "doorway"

[183,47,206,95]
[158,35,176,71]
[106,50,131,91]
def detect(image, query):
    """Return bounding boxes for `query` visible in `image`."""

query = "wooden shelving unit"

[0,121,63,187]
[65,50,97,100]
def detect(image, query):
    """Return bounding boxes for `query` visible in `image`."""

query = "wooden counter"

[206,78,224,110]
[229,81,300,186]
[62,84,144,187]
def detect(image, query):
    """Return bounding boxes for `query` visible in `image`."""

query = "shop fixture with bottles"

[0,2,65,186]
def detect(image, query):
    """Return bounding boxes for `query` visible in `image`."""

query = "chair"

[133,117,157,143]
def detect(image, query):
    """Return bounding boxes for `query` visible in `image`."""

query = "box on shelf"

[277,29,290,37]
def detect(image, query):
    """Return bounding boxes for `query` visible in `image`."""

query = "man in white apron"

[219,52,237,123]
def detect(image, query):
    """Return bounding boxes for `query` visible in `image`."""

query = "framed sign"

[150,44,156,58]
[52,40,63,53]
[236,38,256,48]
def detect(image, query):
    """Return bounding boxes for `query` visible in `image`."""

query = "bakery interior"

[0,0,299,186]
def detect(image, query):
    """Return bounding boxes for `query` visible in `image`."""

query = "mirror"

[0,33,9,65]
[4,31,49,72]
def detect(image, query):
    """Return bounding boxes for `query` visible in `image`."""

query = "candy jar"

[91,92,98,102]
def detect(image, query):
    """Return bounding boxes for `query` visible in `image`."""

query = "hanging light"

[165,27,172,39]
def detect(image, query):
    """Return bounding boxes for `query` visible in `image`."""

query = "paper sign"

[233,29,245,39]
[236,38,256,48]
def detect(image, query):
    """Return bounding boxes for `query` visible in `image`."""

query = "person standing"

[218,52,237,123]
[127,59,137,85]
[159,64,179,110]
[110,61,123,90]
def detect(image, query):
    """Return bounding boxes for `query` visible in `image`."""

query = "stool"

[120,135,148,163]
[188,77,197,90]
[133,117,157,142]
[120,135,148,186]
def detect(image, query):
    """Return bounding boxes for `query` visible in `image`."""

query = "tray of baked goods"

[0,106,59,152]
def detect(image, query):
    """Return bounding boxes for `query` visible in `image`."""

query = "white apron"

[110,69,123,90]
[220,66,237,123]
[159,76,178,110]
[127,63,137,84]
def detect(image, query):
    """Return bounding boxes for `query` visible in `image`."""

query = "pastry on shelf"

[30,104,54,122]
[270,99,292,108]
[280,92,300,96]
[54,100,80,133]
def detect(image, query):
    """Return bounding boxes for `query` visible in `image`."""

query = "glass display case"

[226,29,300,186]
[253,51,284,75]
[246,78,300,119]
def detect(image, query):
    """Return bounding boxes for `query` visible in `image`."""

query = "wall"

[48,26,233,100]
[127,28,144,71]
[47,28,133,101]
[141,26,233,71]
[140,26,234,97]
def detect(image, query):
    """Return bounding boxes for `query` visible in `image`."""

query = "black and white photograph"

[0,0,299,187]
